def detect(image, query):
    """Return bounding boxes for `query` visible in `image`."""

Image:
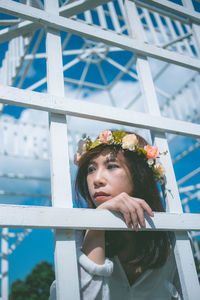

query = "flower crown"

[74,130,167,184]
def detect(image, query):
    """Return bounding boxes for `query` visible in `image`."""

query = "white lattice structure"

[0,0,200,299]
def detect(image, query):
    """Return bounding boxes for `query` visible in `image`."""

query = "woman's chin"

[94,196,111,206]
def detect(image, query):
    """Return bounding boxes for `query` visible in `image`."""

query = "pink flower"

[99,130,112,143]
[144,145,159,159]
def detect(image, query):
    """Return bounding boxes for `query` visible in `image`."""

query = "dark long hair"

[75,133,170,275]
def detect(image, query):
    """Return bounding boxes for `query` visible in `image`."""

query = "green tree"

[9,261,55,300]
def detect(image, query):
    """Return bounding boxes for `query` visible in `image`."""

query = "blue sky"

[0,0,200,293]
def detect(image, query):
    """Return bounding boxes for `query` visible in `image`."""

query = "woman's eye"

[87,166,95,174]
[107,164,119,170]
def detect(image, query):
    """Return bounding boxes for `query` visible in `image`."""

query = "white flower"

[122,134,138,150]
[158,178,164,185]
[147,158,154,166]
[129,145,135,151]
[154,162,165,177]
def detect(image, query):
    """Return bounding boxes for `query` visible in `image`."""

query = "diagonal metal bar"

[64,76,106,90]
[59,0,113,17]
[0,20,40,44]
[17,29,44,88]
[102,54,138,80]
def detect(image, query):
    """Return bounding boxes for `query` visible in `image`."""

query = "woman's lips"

[94,192,110,201]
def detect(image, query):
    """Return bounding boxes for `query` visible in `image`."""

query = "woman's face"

[86,150,134,207]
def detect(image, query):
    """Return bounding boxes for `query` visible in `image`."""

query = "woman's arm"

[82,230,105,264]
[82,192,154,265]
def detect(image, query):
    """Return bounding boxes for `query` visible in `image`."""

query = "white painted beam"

[179,184,200,193]
[64,77,106,90]
[0,191,50,198]
[45,0,80,299]
[0,1,112,43]
[0,20,40,44]
[0,85,200,138]
[178,168,200,185]
[59,0,112,17]
[0,172,50,181]
[0,205,199,231]
[0,1,200,71]
[0,19,20,25]
[125,2,200,299]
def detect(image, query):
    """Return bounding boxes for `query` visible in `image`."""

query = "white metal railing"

[0,117,49,159]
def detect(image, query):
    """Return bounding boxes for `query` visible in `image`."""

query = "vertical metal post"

[124,1,200,299]
[44,0,80,299]
[1,228,8,300]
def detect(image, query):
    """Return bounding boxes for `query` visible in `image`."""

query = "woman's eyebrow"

[88,161,96,166]
[105,157,117,163]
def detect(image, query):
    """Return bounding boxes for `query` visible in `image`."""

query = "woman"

[49,130,181,300]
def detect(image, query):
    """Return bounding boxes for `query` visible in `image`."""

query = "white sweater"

[49,231,181,300]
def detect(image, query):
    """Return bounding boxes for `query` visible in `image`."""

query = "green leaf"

[90,139,100,149]
[112,130,127,144]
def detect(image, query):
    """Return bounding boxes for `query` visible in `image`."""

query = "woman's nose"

[94,169,106,187]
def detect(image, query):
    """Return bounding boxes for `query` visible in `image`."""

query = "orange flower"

[144,145,159,159]
[99,130,112,143]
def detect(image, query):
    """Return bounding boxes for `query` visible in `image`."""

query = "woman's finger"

[135,205,146,228]
[130,211,139,231]
[117,198,137,230]
[122,210,132,228]
[134,198,154,217]
[121,199,140,231]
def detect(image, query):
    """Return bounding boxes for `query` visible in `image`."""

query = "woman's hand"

[97,192,154,232]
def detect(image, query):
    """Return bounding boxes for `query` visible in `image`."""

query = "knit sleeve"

[49,231,114,300]
[77,247,114,300]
